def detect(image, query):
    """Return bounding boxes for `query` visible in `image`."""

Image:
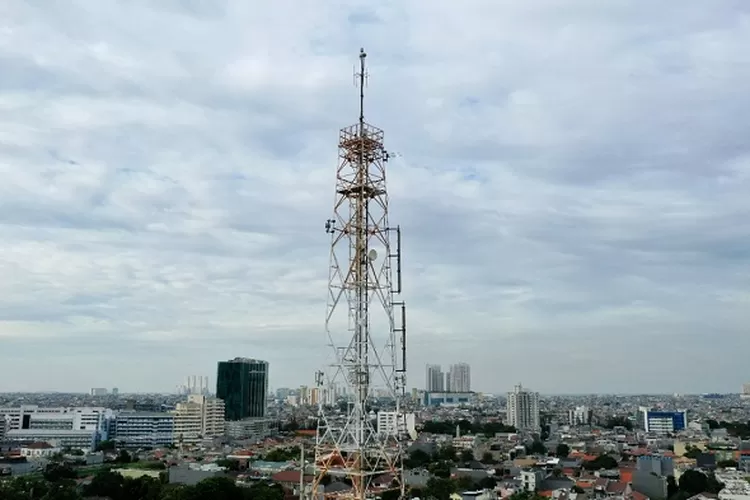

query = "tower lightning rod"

[359,48,366,126]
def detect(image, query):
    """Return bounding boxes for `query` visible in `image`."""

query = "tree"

[116,449,132,463]
[246,481,285,500]
[604,416,633,430]
[428,460,452,479]
[478,476,497,489]
[185,477,245,500]
[282,418,300,432]
[527,441,546,455]
[263,446,300,462]
[582,454,618,470]
[405,449,432,468]
[555,443,570,458]
[706,472,724,494]
[667,475,679,498]
[425,477,457,500]
[40,480,81,500]
[459,449,475,463]
[381,489,401,500]
[480,451,494,464]
[96,439,116,452]
[43,462,77,482]
[456,475,475,491]
[436,445,457,462]
[679,470,708,495]
[84,470,125,498]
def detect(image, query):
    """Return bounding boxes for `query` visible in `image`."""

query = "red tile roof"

[271,471,314,484]
[23,442,54,449]
[606,481,628,494]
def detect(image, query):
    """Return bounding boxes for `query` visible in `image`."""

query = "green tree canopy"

[527,441,546,455]
[555,443,570,458]
[424,477,457,500]
[582,454,618,470]
[679,470,708,495]
[405,449,432,468]
[263,446,300,462]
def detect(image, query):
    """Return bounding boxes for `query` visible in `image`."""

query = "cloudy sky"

[1,0,749,394]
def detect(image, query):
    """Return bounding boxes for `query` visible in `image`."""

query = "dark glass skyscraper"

[216,358,268,421]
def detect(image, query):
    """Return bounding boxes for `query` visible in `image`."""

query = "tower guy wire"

[312,48,408,500]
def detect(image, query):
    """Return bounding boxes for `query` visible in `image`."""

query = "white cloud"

[0,0,748,393]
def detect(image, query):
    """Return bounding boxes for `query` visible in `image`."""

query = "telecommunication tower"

[312,48,408,500]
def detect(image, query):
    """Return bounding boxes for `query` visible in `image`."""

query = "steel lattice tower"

[312,48,408,500]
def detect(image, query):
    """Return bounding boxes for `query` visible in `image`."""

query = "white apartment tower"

[506,384,540,431]
[173,395,225,445]
[448,363,471,393]
[425,364,444,392]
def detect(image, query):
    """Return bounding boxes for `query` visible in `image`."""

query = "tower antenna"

[358,48,366,126]
[312,49,408,500]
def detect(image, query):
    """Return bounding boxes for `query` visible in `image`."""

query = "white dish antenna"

[368,249,378,261]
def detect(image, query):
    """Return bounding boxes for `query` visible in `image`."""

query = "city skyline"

[1,1,750,394]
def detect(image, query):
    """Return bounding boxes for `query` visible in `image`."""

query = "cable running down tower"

[313,48,408,500]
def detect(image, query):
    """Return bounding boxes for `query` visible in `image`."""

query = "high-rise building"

[425,364,444,392]
[216,358,268,421]
[448,363,471,393]
[569,406,592,426]
[173,395,225,445]
[742,383,750,399]
[506,384,540,431]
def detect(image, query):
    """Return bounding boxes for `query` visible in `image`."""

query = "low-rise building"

[20,442,60,458]
[110,412,174,449]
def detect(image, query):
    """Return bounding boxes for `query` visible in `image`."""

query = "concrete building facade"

[425,364,444,392]
[0,406,108,451]
[506,384,540,431]
[173,395,225,445]
[448,363,471,393]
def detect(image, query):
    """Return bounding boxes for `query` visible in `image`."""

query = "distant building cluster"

[177,376,211,396]
[0,356,274,451]
[425,363,471,393]
[423,363,473,407]
[89,388,118,397]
